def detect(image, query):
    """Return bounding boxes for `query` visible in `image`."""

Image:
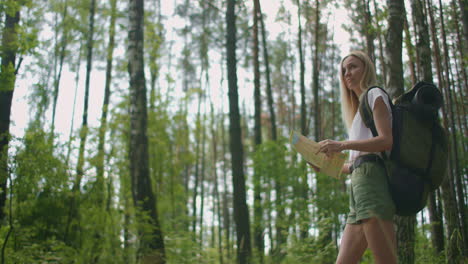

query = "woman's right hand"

[307,162,320,173]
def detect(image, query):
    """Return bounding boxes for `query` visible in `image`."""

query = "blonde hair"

[339,51,377,130]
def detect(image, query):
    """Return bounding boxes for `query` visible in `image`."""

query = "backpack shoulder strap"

[358,86,387,137]
[358,86,392,159]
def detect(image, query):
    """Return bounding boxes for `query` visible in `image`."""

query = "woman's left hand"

[317,139,345,157]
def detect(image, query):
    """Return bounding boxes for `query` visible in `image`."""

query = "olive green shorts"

[347,161,395,224]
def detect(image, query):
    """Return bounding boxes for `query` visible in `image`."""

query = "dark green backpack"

[359,81,449,216]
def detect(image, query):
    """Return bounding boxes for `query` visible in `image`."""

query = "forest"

[0,0,466,263]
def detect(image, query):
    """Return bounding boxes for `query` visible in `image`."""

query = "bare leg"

[362,217,397,264]
[336,224,368,264]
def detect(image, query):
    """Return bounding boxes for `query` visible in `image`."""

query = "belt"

[349,154,384,173]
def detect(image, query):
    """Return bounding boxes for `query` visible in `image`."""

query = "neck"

[352,87,363,98]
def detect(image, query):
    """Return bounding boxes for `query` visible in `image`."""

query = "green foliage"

[5,128,76,262]
[3,124,130,263]
[4,0,467,263]
[414,224,445,264]
[164,231,202,264]
[253,139,288,185]
[3,234,77,264]
[147,94,193,222]
[0,63,16,92]
[252,138,349,263]
[284,235,336,264]
[1,0,21,17]
[16,6,40,55]
[145,18,164,78]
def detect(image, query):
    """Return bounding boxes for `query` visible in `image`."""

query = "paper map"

[290,131,347,179]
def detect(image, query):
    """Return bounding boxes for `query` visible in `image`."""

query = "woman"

[314,51,397,264]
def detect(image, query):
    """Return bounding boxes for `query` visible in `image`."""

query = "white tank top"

[348,88,392,162]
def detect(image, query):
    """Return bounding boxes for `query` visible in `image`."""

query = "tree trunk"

[128,0,166,262]
[440,173,463,263]
[403,18,417,84]
[191,94,202,238]
[0,1,20,222]
[385,0,405,98]
[396,216,416,263]
[91,1,117,261]
[97,0,117,205]
[75,0,96,191]
[410,0,432,82]
[386,0,416,262]
[362,0,376,62]
[273,178,287,262]
[66,42,83,165]
[266,178,274,252]
[221,113,232,260]
[148,0,163,111]
[312,0,320,142]
[409,0,446,253]
[253,0,262,148]
[458,0,468,53]
[66,0,97,247]
[123,195,131,264]
[252,0,264,262]
[428,191,445,252]
[313,0,332,254]
[226,1,252,263]
[210,105,224,264]
[297,0,307,137]
[427,0,464,262]
[51,1,69,135]
[197,1,213,246]
[295,0,310,241]
[438,0,468,254]
[259,1,277,141]
[330,44,338,138]
[451,0,468,96]
[373,0,387,82]
[199,110,207,248]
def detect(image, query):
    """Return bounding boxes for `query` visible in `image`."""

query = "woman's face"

[342,55,365,95]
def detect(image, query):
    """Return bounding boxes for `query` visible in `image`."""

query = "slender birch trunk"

[75,0,96,191]
[51,1,69,135]
[65,0,97,246]
[90,1,117,261]
[128,0,166,262]
[66,42,83,165]
[97,0,117,204]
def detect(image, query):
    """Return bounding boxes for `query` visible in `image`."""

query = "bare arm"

[342,97,393,152]
[317,97,392,155]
